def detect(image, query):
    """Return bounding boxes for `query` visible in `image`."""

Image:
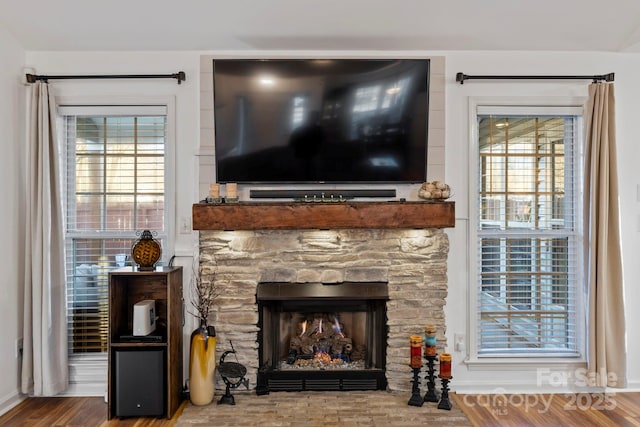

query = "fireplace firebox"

[256,281,388,394]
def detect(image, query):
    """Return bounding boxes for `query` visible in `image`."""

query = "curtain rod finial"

[175,71,186,84]
[456,72,467,84]
[22,66,37,85]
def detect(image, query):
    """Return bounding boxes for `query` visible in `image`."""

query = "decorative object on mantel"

[224,183,239,203]
[207,183,223,204]
[205,183,239,204]
[131,230,161,271]
[188,263,219,406]
[418,181,451,201]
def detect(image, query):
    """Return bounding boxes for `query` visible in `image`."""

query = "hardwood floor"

[452,392,640,427]
[1,392,639,426]
[0,397,185,427]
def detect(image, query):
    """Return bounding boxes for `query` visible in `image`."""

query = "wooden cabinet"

[107,266,183,419]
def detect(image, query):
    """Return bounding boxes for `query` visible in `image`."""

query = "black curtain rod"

[25,71,186,84]
[456,72,614,84]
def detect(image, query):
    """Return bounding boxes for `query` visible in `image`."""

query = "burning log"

[350,344,366,361]
[287,313,365,368]
[343,343,353,355]
[289,337,302,350]
[300,345,315,355]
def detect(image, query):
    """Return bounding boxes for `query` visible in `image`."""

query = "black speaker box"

[114,349,165,417]
[249,189,396,199]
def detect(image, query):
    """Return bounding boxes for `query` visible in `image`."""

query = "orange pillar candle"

[410,335,423,368]
[439,353,452,379]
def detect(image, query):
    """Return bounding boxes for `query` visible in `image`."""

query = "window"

[474,105,582,356]
[353,85,381,113]
[60,105,169,357]
[381,77,409,110]
[291,96,306,128]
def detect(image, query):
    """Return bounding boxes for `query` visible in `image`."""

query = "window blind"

[61,106,167,354]
[476,109,582,356]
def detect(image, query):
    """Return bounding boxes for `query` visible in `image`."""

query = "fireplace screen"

[257,282,388,394]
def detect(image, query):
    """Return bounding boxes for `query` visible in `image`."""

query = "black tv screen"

[213,59,430,183]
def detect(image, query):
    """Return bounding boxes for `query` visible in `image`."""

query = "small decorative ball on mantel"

[131,230,162,271]
[418,181,451,200]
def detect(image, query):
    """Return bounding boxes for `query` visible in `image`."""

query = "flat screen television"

[213,58,430,184]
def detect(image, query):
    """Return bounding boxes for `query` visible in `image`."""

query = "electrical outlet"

[16,337,23,358]
[454,333,465,352]
[179,216,191,234]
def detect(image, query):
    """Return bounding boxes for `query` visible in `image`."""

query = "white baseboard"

[58,382,106,397]
[617,381,640,392]
[0,390,26,417]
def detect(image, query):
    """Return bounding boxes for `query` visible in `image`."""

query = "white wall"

[24,49,640,395]
[0,25,26,414]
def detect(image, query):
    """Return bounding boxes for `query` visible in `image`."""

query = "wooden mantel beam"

[192,201,455,230]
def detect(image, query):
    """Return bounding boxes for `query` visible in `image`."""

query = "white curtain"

[21,82,68,396]
[584,82,627,388]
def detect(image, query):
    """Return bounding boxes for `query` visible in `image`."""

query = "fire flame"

[299,320,307,337]
[333,316,344,338]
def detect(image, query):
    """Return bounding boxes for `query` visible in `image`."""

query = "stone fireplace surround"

[198,219,451,393]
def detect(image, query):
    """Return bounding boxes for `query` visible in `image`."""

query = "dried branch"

[189,261,220,324]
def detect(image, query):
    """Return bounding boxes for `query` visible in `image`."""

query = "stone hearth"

[176,390,472,426]
[199,227,449,393]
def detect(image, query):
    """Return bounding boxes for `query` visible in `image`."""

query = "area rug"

[175,390,472,426]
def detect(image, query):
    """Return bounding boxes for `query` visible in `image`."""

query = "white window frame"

[56,96,176,396]
[467,97,587,366]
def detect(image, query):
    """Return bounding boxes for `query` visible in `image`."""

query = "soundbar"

[249,189,396,199]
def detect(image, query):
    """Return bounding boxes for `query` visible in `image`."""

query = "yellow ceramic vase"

[189,322,217,405]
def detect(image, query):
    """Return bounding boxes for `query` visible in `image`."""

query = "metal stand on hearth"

[423,355,439,402]
[218,341,249,405]
[438,376,453,410]
[407,366,424,407]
